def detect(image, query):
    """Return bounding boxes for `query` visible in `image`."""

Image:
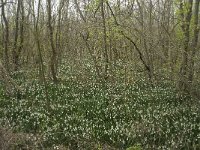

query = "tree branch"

[106,1,152,79]
[0,1,15,7]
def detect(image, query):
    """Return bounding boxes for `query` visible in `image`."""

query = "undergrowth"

[0,76,200,149]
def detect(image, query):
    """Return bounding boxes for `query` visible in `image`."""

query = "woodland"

[0,0,200,149]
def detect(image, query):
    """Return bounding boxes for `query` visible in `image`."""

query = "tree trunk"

[178,0,193,93]
[47,0,58,83]
[74,0,101,79]
[1,0,10,72]
[101,0,109,80]
[12,0,24,71]
[188,0,200,84]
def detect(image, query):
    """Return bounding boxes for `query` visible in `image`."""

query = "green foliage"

[85,0,101,13]
[0,75,199,149]
[126,144,142,150]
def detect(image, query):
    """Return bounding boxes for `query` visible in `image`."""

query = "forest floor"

[0,76,200,149]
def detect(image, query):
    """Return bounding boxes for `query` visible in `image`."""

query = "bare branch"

[0,1,15,7]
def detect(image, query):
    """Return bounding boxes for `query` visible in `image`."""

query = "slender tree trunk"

[13,0,20,71]
[135,0,154,82]
[188,0,200,84]
[107,1,153,83]
[101,0,109,80]
[179,0,193,93]
[1,0,9,72]
[56,0,63,71]
[18,0,25,69]
[56,0,68,72]
[47,0,58,83]
[12,0,24,71]
[74,0,101,79]
[32,0,49,103]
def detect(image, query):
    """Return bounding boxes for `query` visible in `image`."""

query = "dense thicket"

[0,0,200,149]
